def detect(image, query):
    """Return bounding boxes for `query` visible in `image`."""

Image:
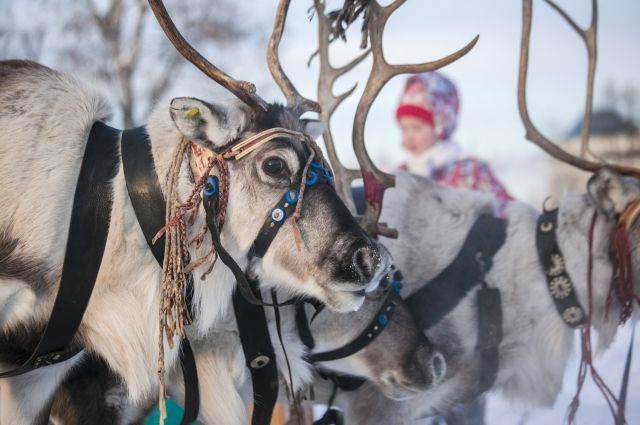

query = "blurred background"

[1,0,638,423]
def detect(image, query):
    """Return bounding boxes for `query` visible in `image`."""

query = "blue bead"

[310,161,322,169]
[285,189,299,204]
[392,280,402,294]
[323,168,333,184]
[203,176,218,198]
[377,314,389,326]
[306,170,318,186]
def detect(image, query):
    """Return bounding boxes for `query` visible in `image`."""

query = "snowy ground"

[486,323,639,425]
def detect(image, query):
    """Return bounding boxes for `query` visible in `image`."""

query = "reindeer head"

[517,0,640,345]
[148,0,391,312]
[545,168,640,350]
[305,283,446,400]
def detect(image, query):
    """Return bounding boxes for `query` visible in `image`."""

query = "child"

[396,71,512,214]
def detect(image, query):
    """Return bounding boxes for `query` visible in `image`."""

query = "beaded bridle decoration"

[150,124,331,419]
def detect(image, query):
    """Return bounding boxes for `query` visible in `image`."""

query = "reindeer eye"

[262,156,289,178]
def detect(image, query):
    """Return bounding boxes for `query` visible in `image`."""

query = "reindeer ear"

[302,119,325,140]
[587,168,640,218]
[169,97,249,149]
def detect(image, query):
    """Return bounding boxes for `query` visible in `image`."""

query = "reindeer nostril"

[430,352,446,385]
[353,245,376,282]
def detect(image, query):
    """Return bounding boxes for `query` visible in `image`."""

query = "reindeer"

[0,0,397,422]
[42,0,473,422]
[49,279,446,425]
[310,0,640,423]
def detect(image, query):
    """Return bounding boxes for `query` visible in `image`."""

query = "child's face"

[399,116,436,156]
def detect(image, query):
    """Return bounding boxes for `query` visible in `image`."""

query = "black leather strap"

[203,190,295,308]
[405,214,507,331]
[120,127,199,425]
[233,281,279,425]
[121,127,166,266]
[307,286,399,363]
[121,127,195,318]
[617,326,635,424]
[250,187,300,259]
[476,285,502,394]
[406,214,507,394]
[249,161,333,259]
[0,122,119,378]
[296,271,400,364]
[536,209,586,328]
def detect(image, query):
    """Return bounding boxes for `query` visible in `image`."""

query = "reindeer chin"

[324,290,366,313]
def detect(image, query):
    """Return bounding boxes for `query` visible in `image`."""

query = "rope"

[608,200,640,324]
[567,211,626,425]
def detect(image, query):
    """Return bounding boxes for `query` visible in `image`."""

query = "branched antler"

[147,0,268,113]
[518,0,640,178]
[268,0,321,115]
[313,0,369,211]
[350,0,479,236]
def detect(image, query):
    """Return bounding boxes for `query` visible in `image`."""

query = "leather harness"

[0,122,119,379]
[405,213,506,396]
[0,122,330,425]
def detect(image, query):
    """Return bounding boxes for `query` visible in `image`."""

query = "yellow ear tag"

[185,107,200,119]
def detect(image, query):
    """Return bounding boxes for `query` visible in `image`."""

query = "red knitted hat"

[395,72,460,140]
[395,78,435,126]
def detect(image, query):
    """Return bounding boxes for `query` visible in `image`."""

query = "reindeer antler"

[313,0,369,212]
[148,0,268,113]
[328,0,478,236]
[268,0,321,116]
[518,0,640,178]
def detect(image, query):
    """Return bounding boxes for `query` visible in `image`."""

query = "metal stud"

[562,306,584,324]
[549,276,572,299]
[250,354,271,369]
[540,222,554,232]
[271,207,286,223]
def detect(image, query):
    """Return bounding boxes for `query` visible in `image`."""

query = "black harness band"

[296,271,401,364]
[405,214,506,330]
[120,127,199,425]
[307,290,398,363]
[0,122,119,378]
[232,281,279,425]
[406,213,507,394]
[536,209,586,328]
[249,161,333,260]
[249,187,300,259]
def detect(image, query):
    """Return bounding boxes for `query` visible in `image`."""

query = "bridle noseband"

[296,269,403,363]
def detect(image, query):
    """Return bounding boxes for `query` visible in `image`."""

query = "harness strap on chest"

[121,127,199,425]
[405,214,506,330]
[405,213,507,394]
[232,280,279,425]
[0,122,119,378]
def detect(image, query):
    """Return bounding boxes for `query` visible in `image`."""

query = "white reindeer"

[0,1,395,420]
[48,280,447,425]
[322,169,639,423]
